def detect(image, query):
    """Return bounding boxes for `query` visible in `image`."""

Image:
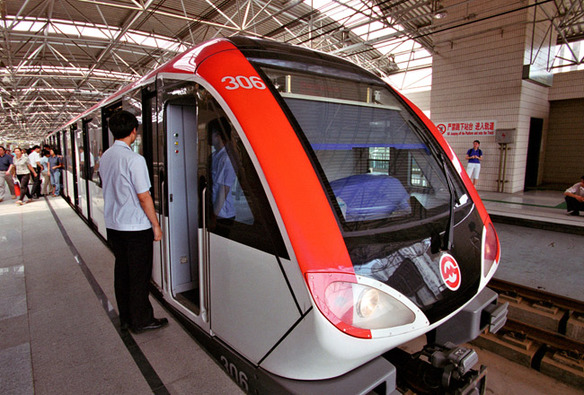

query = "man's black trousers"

[31,168,42,197]
[107,228,154,329]
[565,196,584,214]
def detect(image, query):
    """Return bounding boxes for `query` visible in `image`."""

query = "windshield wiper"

[408,121,458,251]
[439,152,456,251]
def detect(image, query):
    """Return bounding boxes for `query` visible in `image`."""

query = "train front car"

[193,37,507,392]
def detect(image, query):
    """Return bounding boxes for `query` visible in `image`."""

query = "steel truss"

[1,0,583,143]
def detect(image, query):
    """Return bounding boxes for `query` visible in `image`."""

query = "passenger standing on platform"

[465,140,483,186]
[13,147,36,205]
[0,146,16,201]
[48,149,63,197]
[28,145,43,199]
[100,110,167,333]
[40,150,51,196]
[564,176,584,217]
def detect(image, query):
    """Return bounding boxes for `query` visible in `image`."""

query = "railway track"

[472,278,584,389]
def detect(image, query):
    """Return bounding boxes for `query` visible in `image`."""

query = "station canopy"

[2,0,584,144]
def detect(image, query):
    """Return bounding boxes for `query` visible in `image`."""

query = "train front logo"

[440,253,461,291]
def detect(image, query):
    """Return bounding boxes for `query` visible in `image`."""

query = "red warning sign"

[440,254,461,291]
[436,120,496,137]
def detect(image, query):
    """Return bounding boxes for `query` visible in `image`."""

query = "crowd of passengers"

[0,144,64,205]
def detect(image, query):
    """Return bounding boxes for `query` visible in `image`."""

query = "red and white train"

[47,36,507,394]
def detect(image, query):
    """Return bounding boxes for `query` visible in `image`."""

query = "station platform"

[0,196,242,395]
[1,191,582,394]
[481,189,584,234]
[481,190,584,302]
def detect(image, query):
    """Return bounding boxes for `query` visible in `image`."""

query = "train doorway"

[165,103,202,317]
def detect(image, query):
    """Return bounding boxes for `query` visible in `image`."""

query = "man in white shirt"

[100,110,167,333]
[564,176,584,216]
[28,145,42,198]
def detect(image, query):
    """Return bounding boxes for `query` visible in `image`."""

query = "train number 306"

[222,75,267,90]
[220,355,249,391]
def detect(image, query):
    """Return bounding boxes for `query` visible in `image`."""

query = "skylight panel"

[3,16,184,53]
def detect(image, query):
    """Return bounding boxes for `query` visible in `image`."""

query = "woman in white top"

[13,147,37,205]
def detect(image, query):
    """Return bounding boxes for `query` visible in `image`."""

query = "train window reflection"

[125,91,144,155]
[208,117,252,226]
[199,90,287,258]
[87,115,101,184]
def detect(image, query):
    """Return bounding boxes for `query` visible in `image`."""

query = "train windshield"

[261,68,468,232]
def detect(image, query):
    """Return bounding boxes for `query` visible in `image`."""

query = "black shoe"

[131,317,168,334]
[120,321,130,332]
[569,211,580,216]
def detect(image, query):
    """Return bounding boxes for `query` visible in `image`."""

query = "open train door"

[164,100,209,330]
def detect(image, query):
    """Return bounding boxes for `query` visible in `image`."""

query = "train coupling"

[432,287,509,346]
[428,343,482,391]
[384,343,487,395]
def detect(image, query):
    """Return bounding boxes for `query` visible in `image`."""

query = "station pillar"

[430,0,557,193]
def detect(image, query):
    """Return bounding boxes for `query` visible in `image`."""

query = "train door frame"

[55,130,64,199]
[158,76,299,364]
[61,129,69,200]
[163,99,205,317]
[72,122,87,217]
[69,124,79,206]
[81,117,92,221]
[141,85,165,290]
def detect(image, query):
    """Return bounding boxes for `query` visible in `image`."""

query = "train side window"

[67,124,75,173]
[76,129,85,179]
[200,96,288,258]
[86,114,100,184]
[123,91,144,155]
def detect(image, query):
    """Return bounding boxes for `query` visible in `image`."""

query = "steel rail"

[489,278,584,314]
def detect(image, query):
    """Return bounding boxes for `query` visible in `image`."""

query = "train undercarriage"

[160,286,507,394]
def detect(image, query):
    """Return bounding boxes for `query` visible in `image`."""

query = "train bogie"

[47,36,507,393]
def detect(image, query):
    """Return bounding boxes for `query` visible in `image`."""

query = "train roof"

[49,36,383,136]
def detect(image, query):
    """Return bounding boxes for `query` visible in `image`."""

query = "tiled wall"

[427,0,560,193]
[549,70,584,101]
[398,2,584,193]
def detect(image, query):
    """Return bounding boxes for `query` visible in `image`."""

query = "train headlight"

[307,272,416,338]
[350,283,415,330]
[357,288,379,318]
[483,221,500,277]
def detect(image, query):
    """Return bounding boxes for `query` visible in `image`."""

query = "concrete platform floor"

[481,189,584,301]
[0,193,582,394]
[493,222,584,301]
[481,189,584,229]
[0,195,242,395]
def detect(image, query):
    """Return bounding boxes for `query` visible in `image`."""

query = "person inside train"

[564,175,584,216]
[79,147,95,180]
[209,117,237,225]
